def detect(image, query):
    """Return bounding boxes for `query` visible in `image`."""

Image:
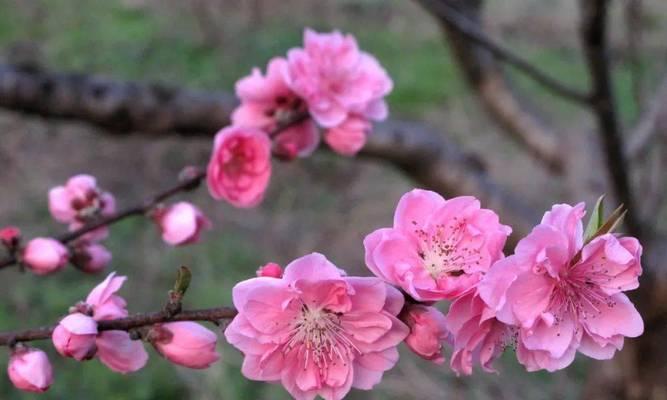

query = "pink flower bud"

[7,347,53,393]
[154,202,211,246]
[49,174,115,224]
[0,226,21,248]
[72,242,112,273]
[152,322,219,369]
[256,262,283,278]
[52,313,98,361]
[22,238,69,275]
[401,304,448,364]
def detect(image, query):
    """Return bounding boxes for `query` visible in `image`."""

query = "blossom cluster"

[225,189,644,400]
[205,28,392,208]
[7,273,220,393]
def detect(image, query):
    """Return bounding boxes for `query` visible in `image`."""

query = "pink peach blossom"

[49,175,115,241]
[233,57,319,159]
[207,126,272,208]
[400,304,448,364]
[7,347,53,393]
[478,203,644,372]
[364,189,511,301]
[72,242,112,273]
[22,237,69,275]
[284,29,392,128]
[0,226,20,248]
[151,322,219,369]
[324,116,370,156]
[85,272,129,321]
[52,313,99,361]
[96,331,148,373]
[154,202,211,246]
[445,290,512,375]
[225,253,409,400]
[256,262,283,278]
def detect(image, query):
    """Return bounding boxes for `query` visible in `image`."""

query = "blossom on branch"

[364,189,511,301]
[52,313,98,361]
[7,347,53,393]
[71,242,112,273]
[479,203,644,371]
[207,126,272,208]
[21,237,69,275]
[225,253,409,400]
[400,304,448,364]
[151,322,219,369]
[153,202,211,246]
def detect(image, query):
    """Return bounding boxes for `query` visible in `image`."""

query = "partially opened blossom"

[49,174,115,240]
[207,126,272,208]
[225,253,409,400]
[284,29,392,128]
[22,237,69,275]
[445,290,512,375]
[96,331,148,374]
[479,203,643,372]
[52,313,98,361]
[401,304,448,364]
[7,347,53,393]
[256,262,283,278]
[85,272,129,321]
[72,242,112,273]
[154,202,211,246]
[324,116,370,156]
[233,57,319,159]
[151,322,219,369]
[364,189,511,301]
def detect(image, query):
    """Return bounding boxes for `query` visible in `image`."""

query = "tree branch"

[0,306,237,346]
[412,0,591,105]
[415,0,566,174]
[579,0,640,237]
[0,62,540,239]
[627,74,667,161]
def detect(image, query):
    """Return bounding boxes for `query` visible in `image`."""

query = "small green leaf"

[583,195,605,242]
[173,266,192,297]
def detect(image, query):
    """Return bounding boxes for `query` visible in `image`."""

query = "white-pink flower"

[7,347,53,393]
[479,203,644,372]
[233,57,319,160]
[225,253,409,400]
[445,290,512,375]
[284,29,392,128]
[364,189,511,301]
[22,237,69,275]
[154,202,211,246]
[207,126,272,208]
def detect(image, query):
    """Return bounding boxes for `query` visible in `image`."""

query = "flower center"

[414,219,481,279]
[549,270,616,324]
[283,303,359,373]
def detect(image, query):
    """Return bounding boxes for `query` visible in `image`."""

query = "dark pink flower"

[479,203,643,372]
[52,313,98,361]
[22,237,69,275]
[0,226,21,248]
[225,253,409,400]
[256,262,283,278]
[324,116,370,156]
[207,126,272,208]
[445,290,512,375]
[364,189,511,301]
[7,347,53,393]
[154,202,211,246]
[233,57,319,159]
[400,304,448,364]
[151,322,219,369]
[284,29,392,128]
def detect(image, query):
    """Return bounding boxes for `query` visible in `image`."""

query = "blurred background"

[1,0,666,399]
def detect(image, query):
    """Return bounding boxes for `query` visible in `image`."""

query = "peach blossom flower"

[151,322,219,369]
[7,347,53,393]
[22,237,69,275]
[154,202,211,246]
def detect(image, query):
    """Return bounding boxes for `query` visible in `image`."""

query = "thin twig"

[0,307,237,346]
[415,0,591,104]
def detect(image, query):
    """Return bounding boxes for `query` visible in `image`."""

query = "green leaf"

[173,265,192,297]
[583,195,605,242]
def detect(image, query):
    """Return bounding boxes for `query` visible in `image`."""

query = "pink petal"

[96,331,148,374]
